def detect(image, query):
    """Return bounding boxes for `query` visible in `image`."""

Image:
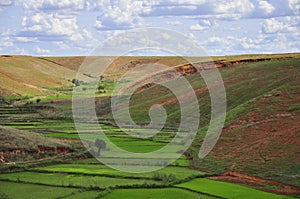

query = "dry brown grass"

[0,56,76,97]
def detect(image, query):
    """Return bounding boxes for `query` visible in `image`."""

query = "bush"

[96,188,111,198]
[97,85,105,90]
[72,79,80,86]
[153,172,178,184]
[0,193,11,199]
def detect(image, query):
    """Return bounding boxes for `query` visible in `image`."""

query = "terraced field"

[102,188,216,199]
[0,182,83,199]
[176,178,294,199]
[0,54,299,198]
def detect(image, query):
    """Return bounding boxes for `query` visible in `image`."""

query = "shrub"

[0,193,11,199]
[153,172,178,184]
[97,84,106,93]
[72,79,80,86]
[96,188,111,198]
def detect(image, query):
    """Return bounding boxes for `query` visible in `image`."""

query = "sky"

[0,0,299,56]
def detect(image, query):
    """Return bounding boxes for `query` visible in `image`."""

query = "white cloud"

[261,17,300,34]
[53,41,71,50]
[190,19,216,31]
[214,0,254,15]
[207,36,227,45]
[259,16,300,53]
[19,12,94,44]
[139,0,258,20]
[166,20,183,25]
[262,18,285,34]
[1,0,299,56]
[0,37,13,47]
[15,0,86,11]
[258,1,275,14]
[94,0,147,30]
[35,46,50,54]
[190,23,206,31]
[15,37,39,42]
[0,0,13,6]
[14,47,28,55]
[288,0,300,15]
[20,13,79,36]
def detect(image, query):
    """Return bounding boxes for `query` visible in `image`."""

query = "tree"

[72,78,80,86]
[95,139,106,156]
[97,84,105,93]
[97,84,105,90]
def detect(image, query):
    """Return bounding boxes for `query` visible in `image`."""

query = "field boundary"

[174,186,227,199]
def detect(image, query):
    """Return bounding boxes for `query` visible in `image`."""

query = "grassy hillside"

[43,53,300,72]
[0,55,76,99]
[1,53,299,100]
[100,56,300,186]
[0,53,299,198]
[0,126,69,162]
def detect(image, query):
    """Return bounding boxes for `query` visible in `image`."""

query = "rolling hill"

[95,54,300,187]
[0,53,299,197]
[0,55,76,99]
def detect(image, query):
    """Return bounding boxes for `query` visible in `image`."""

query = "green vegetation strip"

[176,178,294,199]
[33,164,206,180]
[0,181,82,199]
[102,188,218,199]
[0,172,160,189]
[70,157,190,167]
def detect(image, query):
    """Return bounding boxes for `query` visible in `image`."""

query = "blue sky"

[0,0,299,56]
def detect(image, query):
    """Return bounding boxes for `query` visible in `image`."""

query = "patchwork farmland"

[0,54,299,198]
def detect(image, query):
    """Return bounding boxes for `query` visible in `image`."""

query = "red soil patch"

[201,90,300,197]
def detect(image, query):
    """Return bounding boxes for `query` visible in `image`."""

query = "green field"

[176,178,294,199]
[0,172,161,188]
[0,181,81,199]
[103,188,217,199]
[0,55,299,198]
[34,164,206,180]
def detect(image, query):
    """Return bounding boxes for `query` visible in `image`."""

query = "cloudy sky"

[0,0,299,56]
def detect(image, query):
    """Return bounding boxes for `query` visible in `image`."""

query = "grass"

[0,56,75,97]
[106,58,300,130]
[212,53,300,62]
[0,181,81,199]
[0,55,299,198]
[288,104,300,112]
[0,126,67,152]
[105,137,167,153]
[43,133,80,139]
[63,190,102,199]
[103,188,217,199]
[34,164,206,180]
[176,178,294,199]
[70,157,190,167]
[0,172,160,188]
[117,57,300,184]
